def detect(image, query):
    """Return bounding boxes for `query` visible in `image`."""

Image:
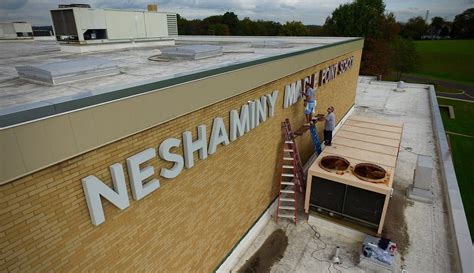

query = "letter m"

[283,81,302,108]
[82,163,130,226]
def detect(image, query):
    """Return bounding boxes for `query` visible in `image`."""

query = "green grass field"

[413,40,474,86]
[438,98,474,237]
[447,135,474,237]
[438,98,474,135]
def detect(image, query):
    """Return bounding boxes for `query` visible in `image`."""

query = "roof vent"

[394,81,406,92]
[251,41,292,48]
[160,45,223,60]
[16,58,120,85]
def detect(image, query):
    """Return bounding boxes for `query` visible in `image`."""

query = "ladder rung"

[278,214,296,219]
[279,206,295,210]
[280,198,295,202]
[283,157,293,160]
[282,173,294,177]
[281,182,294,185]
[282,165,294,169]
[280,190,295,194]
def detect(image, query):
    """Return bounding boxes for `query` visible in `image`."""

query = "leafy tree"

[440,23,451,37]
[208,24,230,35]
[390,37,418,80]
[431,17,445,31]
[380,13,400,41]
[222,12,239,35]
[324,0,389,38]
[307,25,325,36]
[451,8,474,39]
[400,16,428,39]
[362,38,391,76]
[323,0,399,76]
[237,17,257,35]
[279,21,310,36]
[258,20,282,36]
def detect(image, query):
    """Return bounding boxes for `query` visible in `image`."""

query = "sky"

[0,0,473,26]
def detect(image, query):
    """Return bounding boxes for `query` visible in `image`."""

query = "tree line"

[177,3,474,80]
[400,8,474,40]
[178,7,474,39]
[177,12,312,36]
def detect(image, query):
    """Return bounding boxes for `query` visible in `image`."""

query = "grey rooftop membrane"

[251,41,292,48]
[0,36,359,127]
[160,44,223,60]
[16,57,120,85]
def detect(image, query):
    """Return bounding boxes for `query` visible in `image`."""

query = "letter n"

[82,163,130,226]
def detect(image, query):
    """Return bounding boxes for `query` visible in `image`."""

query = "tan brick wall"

[0,49,361,272]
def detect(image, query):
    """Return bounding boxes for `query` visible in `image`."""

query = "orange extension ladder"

[276,119,306,224]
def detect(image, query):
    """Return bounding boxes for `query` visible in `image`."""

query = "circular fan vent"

[319,156,350,173]
[353,163,387,182]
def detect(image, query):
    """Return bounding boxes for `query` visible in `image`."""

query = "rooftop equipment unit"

[305,115,403,235]
[50,6,177,44]
[160,45,223,60]
[16,58,120,85]
[0,22,33,39]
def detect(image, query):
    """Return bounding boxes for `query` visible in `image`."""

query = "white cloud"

[0,0,471,26]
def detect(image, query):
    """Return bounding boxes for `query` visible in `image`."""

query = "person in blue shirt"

[304,82,316,126]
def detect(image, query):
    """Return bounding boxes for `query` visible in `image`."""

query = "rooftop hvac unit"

[50,7,177,44]
[305,115,403,235]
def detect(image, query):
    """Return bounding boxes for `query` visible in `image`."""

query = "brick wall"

[0,49,361,271]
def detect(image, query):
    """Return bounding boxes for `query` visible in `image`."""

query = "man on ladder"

[303,82,316,126]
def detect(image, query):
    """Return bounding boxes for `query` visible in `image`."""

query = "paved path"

[400,75,474,101]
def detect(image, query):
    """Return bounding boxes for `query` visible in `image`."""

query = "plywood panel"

[324,145,397,167]
[332,136,399,156]
[336,130,400,147]
[345,119,403,133]
[341,125,401,140]
[348,115,403,128]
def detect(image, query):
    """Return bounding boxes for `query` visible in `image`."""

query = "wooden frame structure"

[305,115,403,235]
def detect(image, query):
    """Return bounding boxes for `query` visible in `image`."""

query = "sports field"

[438,98,474,237]
[413,40,474,86]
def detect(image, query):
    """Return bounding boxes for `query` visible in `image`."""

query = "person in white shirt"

[304,82,316,126]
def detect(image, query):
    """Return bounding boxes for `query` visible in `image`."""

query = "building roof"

[228,76,472,272]
[0,36,359,127]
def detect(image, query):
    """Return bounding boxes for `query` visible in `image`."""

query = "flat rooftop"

[0,36,356,126]
[229,77,467,272]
